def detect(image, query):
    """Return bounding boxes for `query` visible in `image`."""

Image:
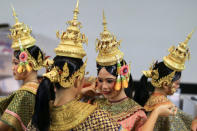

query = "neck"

[153,88,167,96]
[23,71,38,84]
[108,88,127,102]
[54,87,77,106]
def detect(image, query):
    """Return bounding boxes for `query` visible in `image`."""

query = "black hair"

[133,61,182,106]
[32,56,83,131]
[14,45,44,67]
[96,59,134,98]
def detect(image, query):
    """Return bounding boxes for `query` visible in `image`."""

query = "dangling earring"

[114,56,130,91]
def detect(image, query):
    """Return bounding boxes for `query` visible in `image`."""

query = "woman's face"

[170,79,181,94]
[12,55,28,80]
[165,79,181,95]
[97,68,121,100]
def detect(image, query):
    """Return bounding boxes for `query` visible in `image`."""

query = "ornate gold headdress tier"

[8,6,36,50]
[96,10,123,66]
[55,0,88,59]
[163,30,194,71]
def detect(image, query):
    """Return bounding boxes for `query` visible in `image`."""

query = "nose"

[12,65,15,71]
[101,81,108,90]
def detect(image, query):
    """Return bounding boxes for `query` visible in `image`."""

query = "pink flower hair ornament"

[120,65,129,76]
[19,51,28,62]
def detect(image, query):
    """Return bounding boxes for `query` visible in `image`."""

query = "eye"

[98,78,103,83]
[12,61,18,65]
[107,79,115,83]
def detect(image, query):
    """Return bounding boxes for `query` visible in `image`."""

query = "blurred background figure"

[0,24,19,96]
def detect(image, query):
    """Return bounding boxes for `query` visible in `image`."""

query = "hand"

[154,103,177,117]
[80,77,100,97]
[191,118,197,131]
[81,82,97,96]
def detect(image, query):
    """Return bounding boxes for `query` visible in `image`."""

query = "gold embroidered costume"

[49,99,120,131]
[0,82,38,131]
[144,93,192,131]
[96,98,142,122]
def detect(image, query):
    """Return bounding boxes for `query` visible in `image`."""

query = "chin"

[103,94,109,99]
[167,92,175,96]
[14,77,19,80]
[13,75,21,80]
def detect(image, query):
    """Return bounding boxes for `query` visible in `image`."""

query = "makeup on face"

[97,68,120,99]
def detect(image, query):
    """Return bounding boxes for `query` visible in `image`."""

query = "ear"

[75,76,85,90]
[162,81,169,90]
[28,61,34,68]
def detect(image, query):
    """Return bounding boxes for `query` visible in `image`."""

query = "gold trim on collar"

[19,82,39,95]
[50,99,97,131]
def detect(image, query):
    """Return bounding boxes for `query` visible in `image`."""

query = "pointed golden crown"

[8,6,36,50]
[163,30,194,71]
[95,10,123,66]
[55,0,88,59]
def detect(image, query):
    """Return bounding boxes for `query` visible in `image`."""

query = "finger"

[166,104,175,109]
[80,77,85,87]
[173,107,177,115]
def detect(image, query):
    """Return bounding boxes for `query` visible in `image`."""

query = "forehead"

[98,68,116,79]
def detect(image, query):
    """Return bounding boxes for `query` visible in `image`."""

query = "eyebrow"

[98,77,116,80]
[12,59,19,62]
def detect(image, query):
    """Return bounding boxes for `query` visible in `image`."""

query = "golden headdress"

[143,31,193,88]
[96,10,123,66]
[95,11,130,91]
[163,30,193,71]
[8,6,35,50]
[43,0,87,88]
[55,0,88,59]
[8,6,45,73]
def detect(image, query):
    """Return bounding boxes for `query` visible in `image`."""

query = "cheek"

[174,84,180,89]
[111,82,116,90]
[172,83,179,89]
[106,82,115,90]
[12,65,18,72]
[97,82,102,90]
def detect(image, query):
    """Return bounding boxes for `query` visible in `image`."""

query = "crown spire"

[102,10,107,31]
[96,11,123,66]
[73,0,79,21]
[9,6,36,50]
[163,30,194,71]
[11,5,19,23]
[183,30,194,46]
[55,0,87,59]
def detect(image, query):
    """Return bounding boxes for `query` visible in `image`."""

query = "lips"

[102,91,111,95]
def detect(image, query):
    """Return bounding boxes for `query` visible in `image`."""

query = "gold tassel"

[17,65,23,73]
[26,64,32,72]
[115,82,121,91]
[122,79,128,88]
